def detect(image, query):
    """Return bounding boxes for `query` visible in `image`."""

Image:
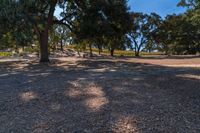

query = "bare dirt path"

[122,55,200,66]
[0,56,199,132]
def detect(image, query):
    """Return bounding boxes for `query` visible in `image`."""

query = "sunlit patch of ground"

[112,115,139,133]
[84,97,109,111]
[176,74,200,80]
[67,82,109,111]
[125,55,200,66]
[20,91,38,102]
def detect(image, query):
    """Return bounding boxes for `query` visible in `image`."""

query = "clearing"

[0,55,200,132]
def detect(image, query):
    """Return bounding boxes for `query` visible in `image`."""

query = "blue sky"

[128,0,187,18]
[55,0,187,18]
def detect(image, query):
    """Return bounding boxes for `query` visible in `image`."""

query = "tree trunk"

[32,1,56,62]
[165,49,169,55]
[198,43,200,54]
[38,1,56,62]
[89,44,93,57]
[39,31,49,62]
[98,45,101,55]
[60,40,63,52]
[135,48,140,57]
[148,49,151,53]
[99,49,101,55]
[110,48,114,56]
[135,51,139,56]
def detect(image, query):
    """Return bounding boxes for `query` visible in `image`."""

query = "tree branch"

[45,0,57,30]
[53,20,73,31]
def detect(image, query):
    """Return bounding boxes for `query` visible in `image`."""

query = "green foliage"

[74,0,131,55]
[0,0,34,49]
[0,32,16,49]
[154,1,200,55]
[1,0,199,60]
[0,0,132,61]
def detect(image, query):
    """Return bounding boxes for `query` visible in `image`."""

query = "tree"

[104,0,131,56]
[129,13,151,56]
[178,0,200,53]
[0,0,80,62]
[0,26,33,51]
[144,13,162,53]
[155,14,200,55]
[57,25,71,52]
[178,0,200,8]
[75,0,131,56]
[0,1,34,51]
[0,32,16,50]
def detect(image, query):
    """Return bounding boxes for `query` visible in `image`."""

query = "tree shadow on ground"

[0,58,199,132]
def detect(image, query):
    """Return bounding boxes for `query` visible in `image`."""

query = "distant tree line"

[0,0,199,62]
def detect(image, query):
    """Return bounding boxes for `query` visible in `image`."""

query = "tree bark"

[98,44,101,55]
[110,48,114,56]
[198,43,200,53]
[89,44,93,57]
[60,40,63,52]
[135,43,143,57]
[135,46,141,57]
[148,49,151,53]
[39,31,49,62]
[38,1,56,62]
[135,50,140,56]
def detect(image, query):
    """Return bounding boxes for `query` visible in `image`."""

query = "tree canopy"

[0,0,200,60]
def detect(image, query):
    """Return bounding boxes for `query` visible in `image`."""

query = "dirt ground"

[0,55,200,133]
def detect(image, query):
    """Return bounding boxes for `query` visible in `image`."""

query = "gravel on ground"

[0,56,199,133]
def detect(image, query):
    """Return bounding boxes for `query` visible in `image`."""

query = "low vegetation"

[0,51,12,56]
[85,47,161,56]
